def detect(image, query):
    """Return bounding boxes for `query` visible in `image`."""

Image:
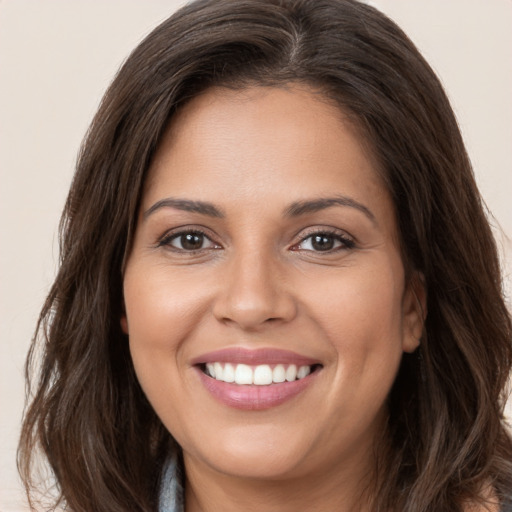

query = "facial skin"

[122,85,425,511]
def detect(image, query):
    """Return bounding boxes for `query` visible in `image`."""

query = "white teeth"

[253,365,273,385]
[235,364,253,385]
[285,364,297,382]
[223,363,235,383]
[214,362,223,380]
[297,365,311,379]
[205,362,314,385]
[272,364,286,383]
[206,363,215,378]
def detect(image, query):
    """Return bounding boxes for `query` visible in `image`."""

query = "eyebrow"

[284,196,377,225]
[143,198,224,219]
[143,195,376,225]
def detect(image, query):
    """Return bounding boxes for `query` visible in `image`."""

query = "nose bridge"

[213,243,296,329]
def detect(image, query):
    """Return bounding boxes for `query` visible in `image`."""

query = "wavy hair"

[19,0,512,510]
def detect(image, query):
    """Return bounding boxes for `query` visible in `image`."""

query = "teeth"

[235,364,253,385]
[205,363,314,385]
[254,365,273,385]
[285,364,297,382]
[297,365,311,379]
[214,362,223,380]
[223,363,235,383]
[272,364,286,383]
[206,363,215,378]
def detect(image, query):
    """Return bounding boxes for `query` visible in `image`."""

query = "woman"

[18,0,512,511]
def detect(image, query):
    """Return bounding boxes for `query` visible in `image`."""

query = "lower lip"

[196,368,318,410]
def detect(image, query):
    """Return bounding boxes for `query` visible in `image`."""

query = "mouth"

[200,362,322,385]
[192,348,323,410]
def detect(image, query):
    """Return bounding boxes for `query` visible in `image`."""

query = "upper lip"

[190,347,321,367]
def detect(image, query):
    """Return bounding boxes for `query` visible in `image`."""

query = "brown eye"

[161,231,218,251]
[179,233,205,250]
[311,234,335,251]
[295,231,355,252]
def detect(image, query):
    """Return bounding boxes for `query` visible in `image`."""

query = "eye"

[293,231,355,252]
[159,230,220,251]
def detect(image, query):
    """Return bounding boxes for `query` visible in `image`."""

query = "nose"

[212,249,297,330]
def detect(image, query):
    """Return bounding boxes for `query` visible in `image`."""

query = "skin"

[122,85,426,512]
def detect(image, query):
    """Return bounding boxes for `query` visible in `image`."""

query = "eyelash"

[291,229,355,253]
[157,228,355,254]
[158,229,219,252]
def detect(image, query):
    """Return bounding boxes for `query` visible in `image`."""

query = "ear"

[401,272,427,353]
[120,314,129,335]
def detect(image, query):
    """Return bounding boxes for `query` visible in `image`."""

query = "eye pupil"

[181,233,204,250]
[312,234,334,251]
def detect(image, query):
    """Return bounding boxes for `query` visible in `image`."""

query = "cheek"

[124,265,210,345]
[300,259,405,400]
[303,259,404,346]
[122,265,215,441]
[123,265,212,391]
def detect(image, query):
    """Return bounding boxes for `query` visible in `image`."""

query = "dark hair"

[19,0,512,510]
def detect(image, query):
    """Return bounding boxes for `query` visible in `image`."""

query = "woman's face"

[122,85,423,482]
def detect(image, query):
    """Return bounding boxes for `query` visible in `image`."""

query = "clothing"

[158,452,184,512]
[157,455,512,512]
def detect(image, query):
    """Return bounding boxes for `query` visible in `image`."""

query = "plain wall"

[1,1,511,510]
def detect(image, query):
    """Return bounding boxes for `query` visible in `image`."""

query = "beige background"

[1,1,511,510]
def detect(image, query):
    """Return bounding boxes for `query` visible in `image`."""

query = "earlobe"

[402,272,427,353]
[120,315,129,335]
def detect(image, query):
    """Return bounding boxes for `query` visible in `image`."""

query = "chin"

[201,451,308,481]
[183,424,317,480]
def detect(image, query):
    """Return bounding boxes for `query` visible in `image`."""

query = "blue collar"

[158,451,184,512]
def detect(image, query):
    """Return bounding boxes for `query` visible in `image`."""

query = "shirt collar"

[158,450,184,512]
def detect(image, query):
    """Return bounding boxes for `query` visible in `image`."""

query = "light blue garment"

[158,451,184,512]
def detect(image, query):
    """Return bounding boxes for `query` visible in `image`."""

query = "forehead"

[146,85,383,192]
[142,85,395,234]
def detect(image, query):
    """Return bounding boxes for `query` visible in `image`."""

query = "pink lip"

[191,347,322,410]
[190,347,319,366]
[196,368,319,410]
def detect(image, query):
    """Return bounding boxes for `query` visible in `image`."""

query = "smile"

[204,362,315,385]
[193,348,323,410]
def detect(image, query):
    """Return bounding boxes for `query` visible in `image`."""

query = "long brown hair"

[19,1,512,510]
